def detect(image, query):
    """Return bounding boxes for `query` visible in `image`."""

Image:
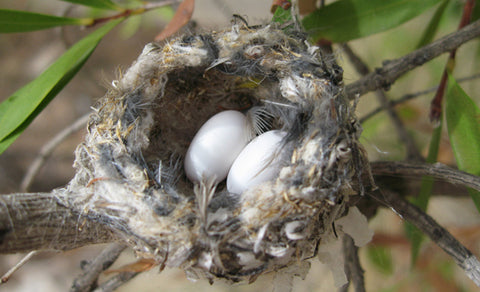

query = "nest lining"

[58,24,371,285]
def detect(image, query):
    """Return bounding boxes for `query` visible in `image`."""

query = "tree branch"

[70,242,127,292]
[370,161,480,193]
[369,189,480,287]
[360,72,480,123]
[343,44,423,161]
[341,234,366,292]
[346,19,480,98]
[0,193,114,253]
[92,271,139,292]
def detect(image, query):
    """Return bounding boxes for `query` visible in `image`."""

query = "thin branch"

[343,44,423,161]
[341,234,366,292]
[21,113,90,192]
[369,189,480,287]
[0,192,114,253]
[70,242,127,292]
[370,161,480,192]
[430,0,475,122]
[92,271,139,292]
[0,251,39,284]
[360,87,435,123]
[360,73,480,123]
[88,1,178,27]
[346,19,480,99]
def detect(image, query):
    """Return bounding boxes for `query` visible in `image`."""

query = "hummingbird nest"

[58,24,373,286]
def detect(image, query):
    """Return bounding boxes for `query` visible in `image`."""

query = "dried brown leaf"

[155,0,195,42]
[298,0,316,15]
[104,258,156,274]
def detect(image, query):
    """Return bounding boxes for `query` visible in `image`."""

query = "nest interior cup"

[61,23,370,284]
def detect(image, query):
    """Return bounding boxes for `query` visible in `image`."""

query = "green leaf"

[445,73,480,212]
[406,120,443,265]
[61,0,123,10]
[0,9,92,33]
[272,1,293,24]
[119,14,142,39]
[302,0,442,43]
[156,6,176,19]
[473,0,480,22]
[367,246,394,275]
[416,0,450,48]
[0,19,122,154]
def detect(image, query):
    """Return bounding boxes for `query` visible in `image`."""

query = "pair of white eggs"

[184,110,286,195]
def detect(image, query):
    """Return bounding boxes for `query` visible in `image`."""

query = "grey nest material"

[57,24,371,284]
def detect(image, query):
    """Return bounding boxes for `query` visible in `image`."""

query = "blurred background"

[1,0,480,291]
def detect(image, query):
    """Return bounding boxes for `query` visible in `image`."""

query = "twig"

[359,73,480,123]
[70,242,127,292]
[346,19,480,99]
[430,0,475,123]
[341,235,365,292]
[360,86,436,123]
[343,44,423,161]
[0,251,39,284]
[370,161,480,193]
[20,113,90,192]
[92,271,139,292]
[370,189,480,287]
[88,1,178,27]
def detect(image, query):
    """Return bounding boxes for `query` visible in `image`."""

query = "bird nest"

[57,24,372,285]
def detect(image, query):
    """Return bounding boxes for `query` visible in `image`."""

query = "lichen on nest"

[57,23,372,285]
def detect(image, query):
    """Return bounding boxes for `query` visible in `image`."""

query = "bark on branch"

[370,189,480,287]
[2,161,479,254]
[0,193,114,253]
[346,19,480,98]
[370,161,480,192]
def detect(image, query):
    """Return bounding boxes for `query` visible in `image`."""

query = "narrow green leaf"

[367,246,394,275]
[119,14,142,39]
[0,9,92,33]
[272,1,293,24]
[302,0,442,43]
[156,6,176,19]
[416,0,450,48]
[473,0,480,22]
[445,73,480,212]
[405,1,450,263]
[61,0,123,10]
[406,121,443,265]
[0,19,122,154]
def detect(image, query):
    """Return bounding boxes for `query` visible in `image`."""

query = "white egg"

[227,130,287,195]
[184,110,251,184]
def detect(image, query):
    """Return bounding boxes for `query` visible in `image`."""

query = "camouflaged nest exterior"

[57,24,369,284]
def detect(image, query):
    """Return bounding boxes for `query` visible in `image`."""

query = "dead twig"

[21,113,90,192]
[0,251,39,284]
[70,242,127,292]
[340,234,365,292]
